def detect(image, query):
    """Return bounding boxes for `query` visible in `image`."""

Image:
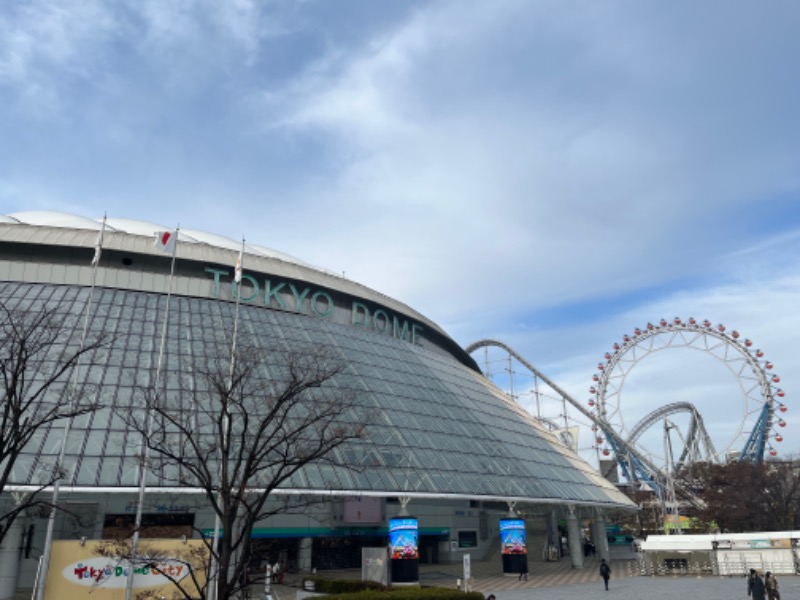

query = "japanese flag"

[154,230,177,254]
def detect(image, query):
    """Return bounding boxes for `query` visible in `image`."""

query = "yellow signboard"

[662,515,693,532]
[44,539,208,600]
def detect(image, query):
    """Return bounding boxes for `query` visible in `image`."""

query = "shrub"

[308,579,484,600]
[305,577,389,594]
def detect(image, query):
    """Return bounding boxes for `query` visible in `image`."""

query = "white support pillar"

[590,519,600,560]
[549,510,558,549]
[0,520,23,600]
[566,507,583,569]
[297,537,313,573]
[594,513,610,562]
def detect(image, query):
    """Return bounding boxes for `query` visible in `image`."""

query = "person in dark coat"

[599,558,611,590]
[748,569,766,600]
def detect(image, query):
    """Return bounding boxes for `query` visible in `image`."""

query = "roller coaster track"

[465,339,683,503]
[468,321,787,511]
[626,402,717,471]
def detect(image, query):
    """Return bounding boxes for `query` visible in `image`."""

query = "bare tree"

[618,487,663,536]
[0,300,106,545]
[96,537,210,600]
[678,461,772,532]
[117,342,368,600]
[763,456,800,530]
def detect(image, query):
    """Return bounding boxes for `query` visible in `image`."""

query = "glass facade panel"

[0,279,629,508]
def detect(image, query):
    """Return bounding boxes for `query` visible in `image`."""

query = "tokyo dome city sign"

[205,268,424,345]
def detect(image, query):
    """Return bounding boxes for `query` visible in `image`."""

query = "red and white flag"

[154,230,177,254]
[91,217,106,266]
[234,248,243,283]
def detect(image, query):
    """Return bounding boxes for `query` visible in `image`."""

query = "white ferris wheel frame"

[589,318,784,462]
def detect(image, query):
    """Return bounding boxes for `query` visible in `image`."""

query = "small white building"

[641,531,800,575]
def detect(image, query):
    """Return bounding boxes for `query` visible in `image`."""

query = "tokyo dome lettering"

[205,268,423,345]
[351,302,423,345]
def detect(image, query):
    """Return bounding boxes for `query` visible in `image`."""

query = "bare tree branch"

[94,537,210,600]
[116,341,369,600]
[0,300,107,544]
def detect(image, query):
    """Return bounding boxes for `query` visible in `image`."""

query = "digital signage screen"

[343,496,383,524]
[500,518,527,555]
[389,517,419,560]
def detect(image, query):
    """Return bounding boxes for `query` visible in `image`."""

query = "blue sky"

[1,1,799,466]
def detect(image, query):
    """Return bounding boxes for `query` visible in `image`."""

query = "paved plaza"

[485,574,799,600]
[269,551,799,600]
[17,551,799,599]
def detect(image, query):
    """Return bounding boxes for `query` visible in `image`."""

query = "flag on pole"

[91,217,106,266]
[234,248,243,283]
[154,230,177,254]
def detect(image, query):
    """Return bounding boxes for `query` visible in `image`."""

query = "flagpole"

[208,238,245,600]
[125,227,180,600]
[35,214,107,600]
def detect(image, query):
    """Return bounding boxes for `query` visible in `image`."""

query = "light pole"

[662,419,682,534]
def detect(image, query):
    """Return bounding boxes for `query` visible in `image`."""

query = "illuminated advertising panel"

[500,518,527,555]
[389,517,419,560]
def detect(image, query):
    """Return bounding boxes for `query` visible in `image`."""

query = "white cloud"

[135,0,280,75]
[249,0,800,328]
[490,269,800,466]
[0,0,798,467]
[0,2,119,118]
[0,1,284,120]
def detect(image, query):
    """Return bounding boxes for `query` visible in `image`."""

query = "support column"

[297,537,313,573]
[566,506,583,569]
[594,513,610,562]
[0,519,23,600]
[547,510,558,560]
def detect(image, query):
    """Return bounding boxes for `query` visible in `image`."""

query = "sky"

[1,0,799,470]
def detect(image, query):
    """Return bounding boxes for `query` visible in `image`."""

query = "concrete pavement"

[18,550,798,599]
[486,574,799,600]
[269,551,798,600]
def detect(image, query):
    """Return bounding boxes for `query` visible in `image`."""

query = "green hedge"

[303,578,484,600]
[304,577,389,594]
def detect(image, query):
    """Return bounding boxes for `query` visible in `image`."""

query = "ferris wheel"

[588,318,788,478]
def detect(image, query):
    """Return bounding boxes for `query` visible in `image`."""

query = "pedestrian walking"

[748,569,766,600]
[272,560,281,583]
[518,560,528,581]
[599,558,611,591]
[765,571,780,600]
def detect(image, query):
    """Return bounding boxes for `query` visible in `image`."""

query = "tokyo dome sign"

[205,268,424,345]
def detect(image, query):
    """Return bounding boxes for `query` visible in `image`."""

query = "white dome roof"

[4,211,321,271]
[8,211,104,230]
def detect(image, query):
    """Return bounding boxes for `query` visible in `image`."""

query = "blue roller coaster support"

[739,402,771,464]
[605,435,664,500]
